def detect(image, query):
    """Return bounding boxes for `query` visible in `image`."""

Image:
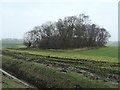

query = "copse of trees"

[23,14,111,49]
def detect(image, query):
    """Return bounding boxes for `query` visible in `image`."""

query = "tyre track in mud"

[2,50,119,84]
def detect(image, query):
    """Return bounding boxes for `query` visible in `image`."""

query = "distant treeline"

[24,14,110,49]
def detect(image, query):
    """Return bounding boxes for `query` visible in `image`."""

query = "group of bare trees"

[23,14,111,49]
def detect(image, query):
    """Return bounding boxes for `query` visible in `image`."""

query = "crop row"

[2,55,118,88]
[2,50,119,83]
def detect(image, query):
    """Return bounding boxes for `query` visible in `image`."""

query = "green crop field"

[6,45,118,63]
[2,55,118,88]
[2,41,24,49]
[1,41,119,88]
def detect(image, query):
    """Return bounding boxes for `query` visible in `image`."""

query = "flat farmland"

[1,44,119,88]
[5,46,118,63]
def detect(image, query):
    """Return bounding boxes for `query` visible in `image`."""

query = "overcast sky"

[0,0,119,41]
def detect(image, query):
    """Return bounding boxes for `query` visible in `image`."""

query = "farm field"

[2,54,119,88]
[2,41,24,49]
[1,0,119,88]
[1,41,119,88]
[5,46,118,63]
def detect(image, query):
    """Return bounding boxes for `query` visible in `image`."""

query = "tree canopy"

[23,14,111,49]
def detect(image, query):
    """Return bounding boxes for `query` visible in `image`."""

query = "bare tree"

[23,14,111,49]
